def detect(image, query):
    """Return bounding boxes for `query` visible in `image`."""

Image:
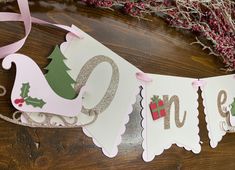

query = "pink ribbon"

[0,0,81,59]
[192,79,206,89]
[136,72,153,82]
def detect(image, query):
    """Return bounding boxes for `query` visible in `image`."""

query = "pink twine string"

[192,79,206,89]
[136,72,152,83]
[0,0,81,59]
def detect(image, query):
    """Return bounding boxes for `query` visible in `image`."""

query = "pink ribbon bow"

[0,0,81,59]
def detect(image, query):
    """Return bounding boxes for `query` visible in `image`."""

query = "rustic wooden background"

[0,1,234,169]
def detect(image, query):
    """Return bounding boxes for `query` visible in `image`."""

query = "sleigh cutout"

[2,54,85,117]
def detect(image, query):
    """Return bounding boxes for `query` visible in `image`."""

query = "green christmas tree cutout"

[45,45,77,100]
[230,98,235,116]
[14,83,46,108]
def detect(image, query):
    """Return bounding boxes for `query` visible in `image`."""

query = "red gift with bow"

[149,96,166,120]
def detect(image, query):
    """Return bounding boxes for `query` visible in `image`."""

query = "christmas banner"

[141,74,201,162]
[0,0,235,163]
[2,24,235,161]
[2,25,206,160]
[7,26,142,158]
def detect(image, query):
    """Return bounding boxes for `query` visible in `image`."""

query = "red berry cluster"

[123,1,146,16]
[164,0,235,70]
[82,0,113,8]
[81,0,235,71]
[14,98,25,107]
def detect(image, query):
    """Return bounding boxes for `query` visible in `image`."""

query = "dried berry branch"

[81,0,235,71]
[0,0,234,70]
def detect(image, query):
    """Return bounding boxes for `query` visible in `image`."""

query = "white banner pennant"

[141,74,201,162]
[201,74,235,148]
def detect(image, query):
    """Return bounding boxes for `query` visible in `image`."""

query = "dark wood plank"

[0,1,233,170]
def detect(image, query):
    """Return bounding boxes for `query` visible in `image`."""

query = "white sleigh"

[2,54,85,117]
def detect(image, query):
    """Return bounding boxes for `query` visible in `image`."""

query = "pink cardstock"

[2,54,85,117]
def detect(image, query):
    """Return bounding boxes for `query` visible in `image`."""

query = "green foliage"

[20,83,30,98]
[19,83,46,108]
[25,96,46,108]
[45,45,77,99]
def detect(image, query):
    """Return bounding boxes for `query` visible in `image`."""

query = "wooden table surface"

[0,1,234,170]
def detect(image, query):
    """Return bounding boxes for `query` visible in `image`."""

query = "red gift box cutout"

[149,96,166,120]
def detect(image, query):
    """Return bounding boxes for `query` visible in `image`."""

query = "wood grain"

[0,1,233,170]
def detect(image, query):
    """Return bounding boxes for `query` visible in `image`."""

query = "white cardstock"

[201,74,235,148]
[141,74,201,162]
[22,25,141,157]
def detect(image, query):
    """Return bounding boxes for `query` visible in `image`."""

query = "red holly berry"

[14,99,21,104]
[14,98,25,105]
[19,98,25,103]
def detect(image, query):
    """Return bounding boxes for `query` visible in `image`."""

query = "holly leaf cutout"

[25,96,46,108]
[20,83,30,98]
